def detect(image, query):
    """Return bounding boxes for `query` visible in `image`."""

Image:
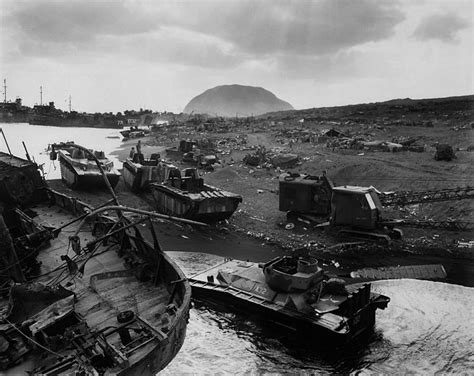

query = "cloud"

[274,52,359,80]
[162,0,405,57]
[3,0,245,69]
[99,29,246,69]
[10,0,157,43]
[4,0,405,68]
[413,12,470,42]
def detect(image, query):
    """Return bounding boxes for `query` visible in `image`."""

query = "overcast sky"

[0,0,472,113]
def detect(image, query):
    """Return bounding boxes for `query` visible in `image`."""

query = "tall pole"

[40,85,42,105]
[0,128,13,157]
[69,95,72,112]
[3,79,6,103]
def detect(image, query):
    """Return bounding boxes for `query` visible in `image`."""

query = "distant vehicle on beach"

[120,126,151,140]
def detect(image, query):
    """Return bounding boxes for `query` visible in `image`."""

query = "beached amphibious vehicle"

[122,152,162,192]
[150,163,242,222]
[51,142,121,190]
[189,252,389,345]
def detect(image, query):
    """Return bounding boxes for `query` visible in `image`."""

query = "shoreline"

[39,100,474,288]
[47,176,474,287]
[110,136,166,164]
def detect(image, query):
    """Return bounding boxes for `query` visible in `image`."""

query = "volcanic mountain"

[183,84,294,117]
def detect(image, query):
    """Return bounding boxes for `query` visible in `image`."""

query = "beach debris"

[243,145,299,169]
[250,216,266,222]
[350,264,447,280]
[457,241,474,248]
[434,144,456,161]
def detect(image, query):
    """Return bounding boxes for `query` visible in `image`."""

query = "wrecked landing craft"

[150,163,242,222]
[51,142,121,190]
[0,149,192,375]
[122,152,162,193]
[189,253,389,346]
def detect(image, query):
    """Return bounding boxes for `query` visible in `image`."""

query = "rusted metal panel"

[350,264,447,280]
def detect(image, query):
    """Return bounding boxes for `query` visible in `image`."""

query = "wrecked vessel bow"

[0,149,191,375]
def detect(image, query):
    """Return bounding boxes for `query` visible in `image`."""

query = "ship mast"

[3,79,6,103]
[40,85,43,105]
[69,95,72,112]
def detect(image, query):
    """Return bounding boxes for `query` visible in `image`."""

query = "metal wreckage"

[278,171,473,243]
[0,139,194,374]
[186,170,473,343]
[189,251,390,345]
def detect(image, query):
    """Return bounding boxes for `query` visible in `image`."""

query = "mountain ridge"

[183,84,294,117]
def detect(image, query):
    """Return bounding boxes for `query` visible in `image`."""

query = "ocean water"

[0,122,124,180]
[164,252,474,375]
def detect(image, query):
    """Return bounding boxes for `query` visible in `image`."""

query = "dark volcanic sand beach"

[47,177,474,287]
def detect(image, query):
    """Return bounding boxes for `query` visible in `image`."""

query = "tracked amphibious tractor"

[149,162,242,222]
[189,250,390,345]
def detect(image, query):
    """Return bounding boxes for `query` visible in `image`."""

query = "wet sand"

[110,136,165,162]
[47,178,474,287]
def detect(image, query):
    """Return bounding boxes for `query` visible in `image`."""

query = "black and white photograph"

[0,0,472,374]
